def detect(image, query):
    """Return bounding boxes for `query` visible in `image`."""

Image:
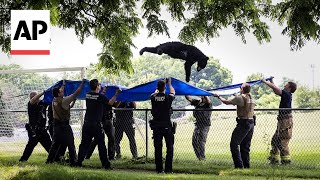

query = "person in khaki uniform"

[215,83,255,168]
[262,78,297,165]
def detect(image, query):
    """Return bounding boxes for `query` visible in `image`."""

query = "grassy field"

[1,111,320,179]
[1,153,320,180]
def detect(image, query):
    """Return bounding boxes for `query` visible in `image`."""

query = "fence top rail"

[2,108,320,113]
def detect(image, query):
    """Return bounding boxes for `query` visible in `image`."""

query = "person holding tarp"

[113,101,138,160]
[150,78,176,173]
[262,78,297,165]
[77,79,120,169]
[47,104,67,162]
[185,95,212,161]
[214,83,256,168]
[86,86,117,160]
[46,79,85,166]
[19,91,52,162]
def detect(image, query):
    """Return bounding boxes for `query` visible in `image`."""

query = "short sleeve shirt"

[279,89,292,115]
[85,92,109,123]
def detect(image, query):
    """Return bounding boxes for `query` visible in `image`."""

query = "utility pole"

[311,64,315,90]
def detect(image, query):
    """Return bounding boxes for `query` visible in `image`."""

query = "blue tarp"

[43,77,272,104]
[43,78,211,104]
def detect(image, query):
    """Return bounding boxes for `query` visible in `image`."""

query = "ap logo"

[11,10,50,55]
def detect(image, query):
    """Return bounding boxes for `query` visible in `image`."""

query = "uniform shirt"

[151,92,175,127]
[191,99,212,127]
[27,100,47,128]
[279,89,292,115]
[229,94,255,118]
[114,102,134,125]
[85,92,109,124]
[229,95,245,107]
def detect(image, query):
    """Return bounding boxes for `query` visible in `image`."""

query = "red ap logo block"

[10,10,50,55]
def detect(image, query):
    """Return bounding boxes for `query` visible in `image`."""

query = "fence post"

[145,109,148,162]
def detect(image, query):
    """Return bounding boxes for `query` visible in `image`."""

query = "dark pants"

[48,122,66,162]
[86,122,115,160]
[20,128,52,161]
[153,127,174,173]
[230,119,255,168]
[192,126,210,160]
[115,123,138,159]
[46,123,77,165]
[78,123,110,168]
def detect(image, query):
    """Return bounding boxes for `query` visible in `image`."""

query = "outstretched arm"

[214,94,233,105]
[262,78,282,96]
[62,79,85,110]
[30,91,44,105]
[167,78,175,95]
[108,88,122,106]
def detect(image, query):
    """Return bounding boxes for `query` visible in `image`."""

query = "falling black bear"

[139,41,209,82]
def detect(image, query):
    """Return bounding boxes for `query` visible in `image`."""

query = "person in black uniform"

[19,91,52,162]
[185,95,212,161]
[150,78,175,173]
[114,101,138,159]
[77,79,121,169]
[46,79,85,166]
[86,87,117,160]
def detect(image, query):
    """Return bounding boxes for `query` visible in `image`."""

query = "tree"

[246,73,272,100]
[256,93,279,108]
[3,0,317,74]
[190,59,232,90]
[294,86,320,108]
[271,1,320,50]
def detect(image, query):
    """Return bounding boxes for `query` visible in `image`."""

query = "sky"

[1,6,319,89]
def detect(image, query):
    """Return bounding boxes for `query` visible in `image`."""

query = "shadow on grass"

[1,154,320,179]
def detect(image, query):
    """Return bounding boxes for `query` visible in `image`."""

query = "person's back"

[150,78,175,173]
[151,93,174,128]
[77,79,120,169]
[85,91,107,124]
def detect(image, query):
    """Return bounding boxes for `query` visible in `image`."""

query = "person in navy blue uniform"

[77,79,121,169]
[215,83,255,168]
[150,78,175,173]
[19,91,52,162]
[85,87,118,160]
[262,78,297,165]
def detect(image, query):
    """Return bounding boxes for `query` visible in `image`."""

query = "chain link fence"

[1,108,320,169]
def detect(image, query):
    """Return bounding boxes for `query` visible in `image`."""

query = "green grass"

[1,111,320,179]
[1,154,320,180]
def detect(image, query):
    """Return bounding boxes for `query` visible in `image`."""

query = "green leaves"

[1,0,320,74]
[272,0,320,50]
